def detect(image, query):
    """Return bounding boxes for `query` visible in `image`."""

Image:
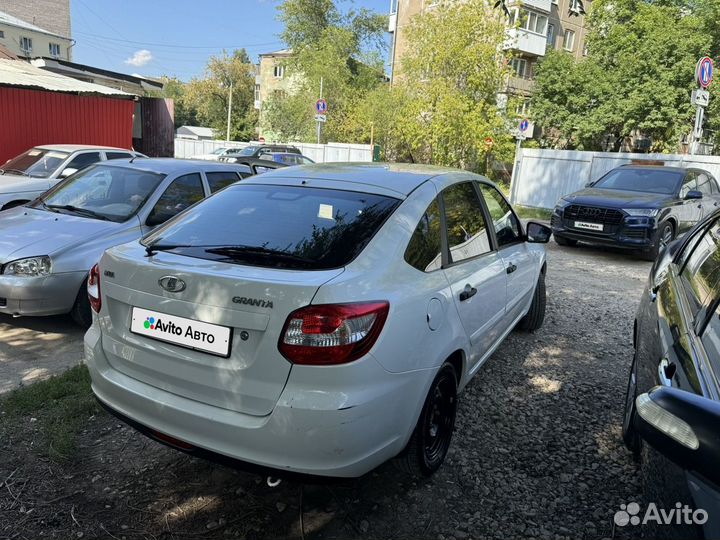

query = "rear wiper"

[45,204,111,221]
[144,243,194,257]
[205,245,314,265]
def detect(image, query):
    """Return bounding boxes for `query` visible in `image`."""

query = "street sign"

[315,99,328,115]
[484,136,494,148]
[696,57,714,89]
[314,114,327,123]
[519,119,530,132]
[692,89,710,107]
[258,136,266,144]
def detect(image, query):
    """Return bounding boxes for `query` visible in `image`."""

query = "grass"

[515,205,553,221]
[1,364,101,461]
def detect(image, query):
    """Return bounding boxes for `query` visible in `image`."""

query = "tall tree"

[184,50,258,141]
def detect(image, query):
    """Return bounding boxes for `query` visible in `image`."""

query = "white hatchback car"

[85,163,550,478]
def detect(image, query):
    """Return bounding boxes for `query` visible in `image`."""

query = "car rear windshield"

[143,184,402,270]
[593,168,683,194]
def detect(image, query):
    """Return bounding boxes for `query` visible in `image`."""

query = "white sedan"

[0,145,144,210]
[85,163,550,478]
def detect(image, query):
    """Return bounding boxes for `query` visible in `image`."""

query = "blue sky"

[71,0,390,81]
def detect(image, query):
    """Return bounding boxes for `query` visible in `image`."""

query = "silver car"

[0,145,146,210]
[0,158,251,325]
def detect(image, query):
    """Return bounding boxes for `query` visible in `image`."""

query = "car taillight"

[88,263,101,313]
[279,301,389,365]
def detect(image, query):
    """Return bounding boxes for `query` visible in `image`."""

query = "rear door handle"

[459,284,477,301]
[506,264,517,274]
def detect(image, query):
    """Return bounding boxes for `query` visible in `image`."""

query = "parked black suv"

[551,165,720,260]
[623,210,720,538]
[219,144,301,162]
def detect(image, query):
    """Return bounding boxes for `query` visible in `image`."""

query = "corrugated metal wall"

[0,87,135,164]
[510,148,720,209]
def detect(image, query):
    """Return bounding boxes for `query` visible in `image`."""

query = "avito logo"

[150,316,216,344]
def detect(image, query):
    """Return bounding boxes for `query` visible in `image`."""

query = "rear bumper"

[551,212,657,250]
[0,271,86,316]
[84,323,435,478]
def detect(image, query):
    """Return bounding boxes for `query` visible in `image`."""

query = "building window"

[511,58,529,79]
[511,8,548,36]
[0,30,4,39]
[390,0,398,13]
[563,29,575,51]
[254,84,260,101]
[273,65,284,78]
[547,24,555,47]
[515,100,531,117]
[49,43,61,57]
[19,36,32,55]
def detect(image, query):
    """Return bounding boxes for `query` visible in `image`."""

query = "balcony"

[504,28,547,57]
[507,76,536,95]
[388,12,397,32]
[508,0,552,12]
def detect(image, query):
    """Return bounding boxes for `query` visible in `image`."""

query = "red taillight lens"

[88,263,101,313]
[279,301,389,365]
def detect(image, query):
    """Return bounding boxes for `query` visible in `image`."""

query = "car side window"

[697,172,714,196]
[680,172,698,198]
[680,219,720,322]
[405,199,443,272]
[106,152,132,160]
[700,303,720,379]
[66,152,102,172]
[477,183,522,248]
[442,182,492,264]
[206,171,244,193]
[147,173,205,225]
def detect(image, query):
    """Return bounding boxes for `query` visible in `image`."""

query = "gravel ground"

[0,241,650,540]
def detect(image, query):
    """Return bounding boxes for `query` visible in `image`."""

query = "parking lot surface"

[1,242,650,539]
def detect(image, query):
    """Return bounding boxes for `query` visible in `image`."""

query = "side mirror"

[526,221,552,243]
[635,386,720,487]
[59,167,78,179]
[685,190,703,200]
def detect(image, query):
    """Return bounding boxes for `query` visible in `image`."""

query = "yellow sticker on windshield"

[318,204,334,220]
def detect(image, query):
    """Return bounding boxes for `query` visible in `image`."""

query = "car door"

[476,182,535,324]
[678,171,702,232]
[142,172,207,233]
[54,151,103,181]
[696,171,720,218]
[440,181,508,373]
[205,170,248,193]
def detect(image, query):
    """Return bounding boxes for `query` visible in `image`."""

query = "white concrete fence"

[174,138,375,163]
[510,148,720,209]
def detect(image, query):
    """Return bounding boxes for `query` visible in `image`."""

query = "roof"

[36,144,132,152]
[100,158,251,175]
[0,10,69,40]
[0,59,135,98]
[30,58,164,91]
[177,126,215,137]
[246,162,463,196]
[259,48,293,57]
[0,44,17,60]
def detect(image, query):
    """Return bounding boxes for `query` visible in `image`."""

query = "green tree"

[532,0,711,151]
[156,77,198,129]
[184,50,258,141]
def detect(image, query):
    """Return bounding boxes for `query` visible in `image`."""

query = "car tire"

[622,353,642,458]
[394,362,458,477]
[70,279,92,327]
[554,235,577,247]
[641,221,674,261]
[517,272,546,332]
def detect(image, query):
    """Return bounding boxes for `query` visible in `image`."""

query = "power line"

[75,30,284,51]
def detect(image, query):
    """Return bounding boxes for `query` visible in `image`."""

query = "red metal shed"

[0,58,136,164]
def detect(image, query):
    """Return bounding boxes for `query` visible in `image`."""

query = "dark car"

[220,144,301,162]
[551,165,720,260]
[622,211,720,539]
[260,152,315,166]
[221,157,288,175]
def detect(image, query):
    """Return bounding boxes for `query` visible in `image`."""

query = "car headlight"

[622,208,659,217]
[3,256,52,276]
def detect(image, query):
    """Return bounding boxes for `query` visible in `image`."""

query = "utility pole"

[226,79,233,142]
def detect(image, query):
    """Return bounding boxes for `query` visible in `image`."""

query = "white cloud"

[124,49,153,67]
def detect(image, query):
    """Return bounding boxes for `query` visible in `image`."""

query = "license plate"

[130,307,232,357]
[574,221,604,232]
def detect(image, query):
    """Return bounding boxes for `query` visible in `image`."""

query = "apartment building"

[0,9,72,61]
[0,0,71,40]
[254,49,294,110]
[388,0,590,114]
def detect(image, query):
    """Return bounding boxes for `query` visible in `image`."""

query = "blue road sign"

[519,119,530,132]
[697,57,714,89]
[316,99,328,114]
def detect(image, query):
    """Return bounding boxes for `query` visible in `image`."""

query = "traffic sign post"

[692,57,713,154]
[315,78,325,144]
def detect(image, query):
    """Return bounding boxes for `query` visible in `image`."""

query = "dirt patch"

[1,242,649,539]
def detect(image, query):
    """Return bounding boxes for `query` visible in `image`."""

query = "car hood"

[0,207,120,262]
[561,188,673,208]
[0,174,48,194]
